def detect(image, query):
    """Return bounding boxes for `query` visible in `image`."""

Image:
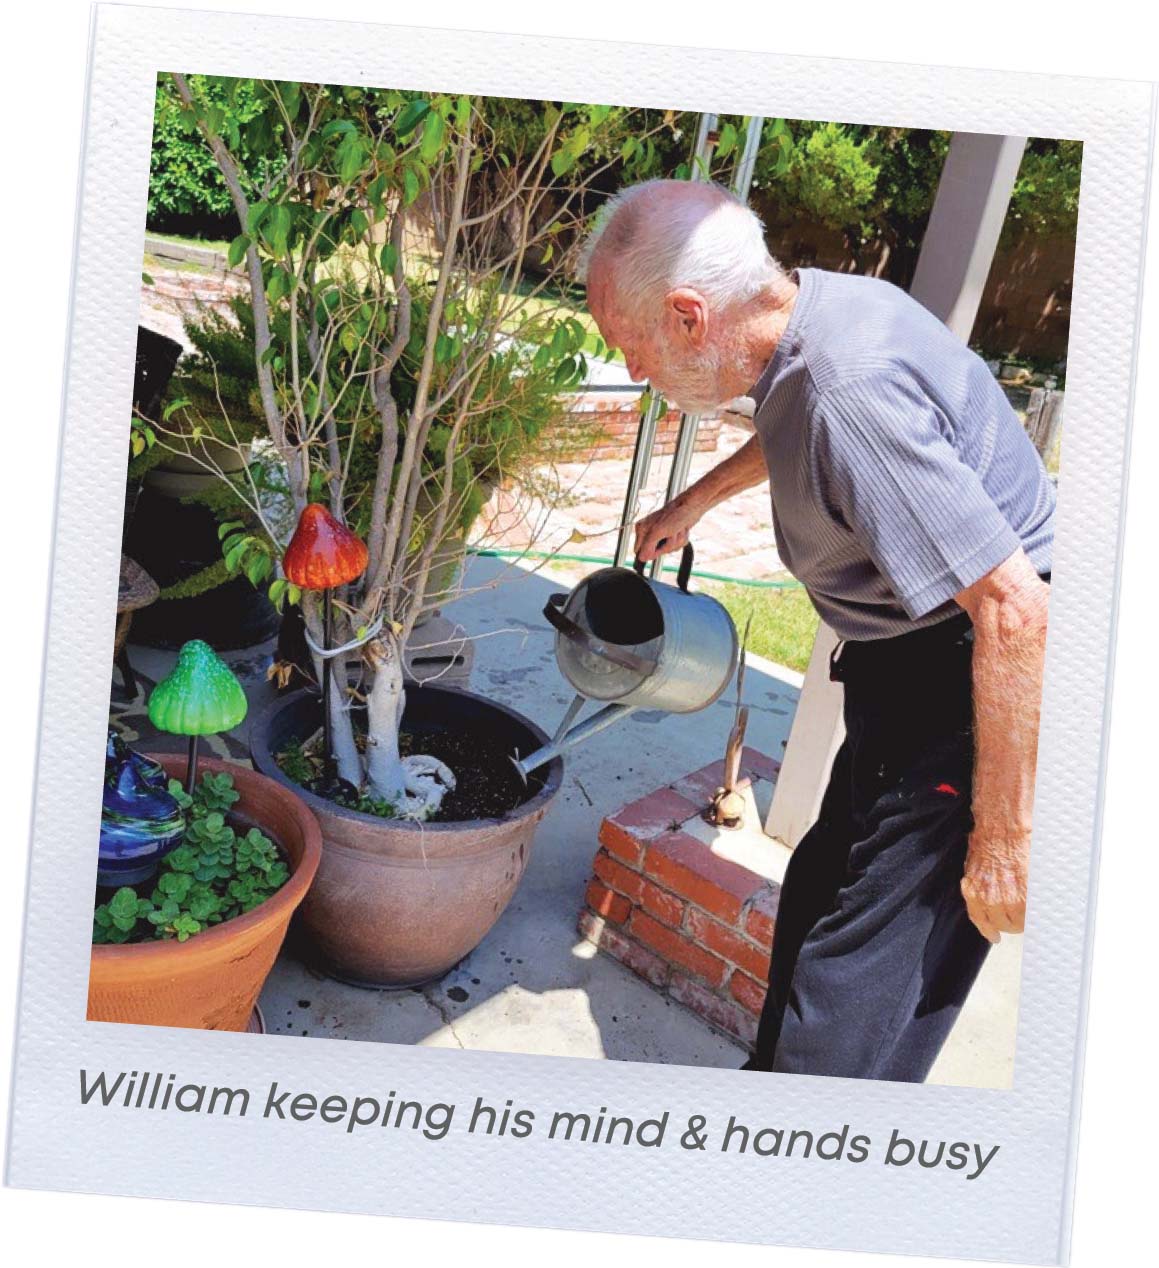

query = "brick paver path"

[476,416,785,581]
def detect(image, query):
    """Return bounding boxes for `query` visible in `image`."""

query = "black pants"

[751,611,989,1082]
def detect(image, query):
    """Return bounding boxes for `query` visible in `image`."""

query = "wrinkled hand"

[634,492,704,562]
[961,830,1029,943]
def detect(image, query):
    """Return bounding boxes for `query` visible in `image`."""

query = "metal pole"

[320,589,334,769]
[613,392,664,567]
[647,117,765,578]
[690,113,719,180]
[185,734,200,794]
[614,116,718,569]
[733,115,764,199]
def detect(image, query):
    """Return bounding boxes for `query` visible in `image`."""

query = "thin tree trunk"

[303,592,361,786]
[363,635,408,804]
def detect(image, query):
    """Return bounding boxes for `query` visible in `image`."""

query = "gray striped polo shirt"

[749,267,1055,641]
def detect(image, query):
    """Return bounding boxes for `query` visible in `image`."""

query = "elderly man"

[581,180,1053,1082]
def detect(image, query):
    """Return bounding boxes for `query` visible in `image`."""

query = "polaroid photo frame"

[5,5,1154,1262]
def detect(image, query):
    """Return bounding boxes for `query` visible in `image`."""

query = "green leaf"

[227,234,250,269]
[244,552,271,587]
[380,242,399,275]
[108,888,140,921]
[224,537,252,572]
[217,520,245,541]
[266,267,290,304]
[395,99,431,138]
[456,95,472,132]
[337,135,365,185]
[266,203,292,256]
[419,112,445,163]
[248,201,269,236]
[403,167,420,207]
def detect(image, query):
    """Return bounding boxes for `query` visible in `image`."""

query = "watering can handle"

[634,541,695,593]
[543,594,656,675]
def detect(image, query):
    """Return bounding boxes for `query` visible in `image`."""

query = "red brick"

[670,759,751,808]
[743,884,780,947]
[628,911,728,988]
[585,879,631,925]
[597,818,645,867]
[729,969,768,1016]
[643,830,764,924]
[685,908,772,981]
[593,849,643,902]
[612,786,700,838]
[669,974,758,1047]
[638,877,684,928]
[577,909,670,988]
[741,746,781,783]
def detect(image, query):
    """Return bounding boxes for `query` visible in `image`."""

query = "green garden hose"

[467,546,804,590]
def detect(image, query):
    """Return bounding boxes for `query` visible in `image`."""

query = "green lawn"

[145,228,234,252]
[704,577,819,675]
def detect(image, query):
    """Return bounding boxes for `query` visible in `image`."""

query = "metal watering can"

[512,543,739,781]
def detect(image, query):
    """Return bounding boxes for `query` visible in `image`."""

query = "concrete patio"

[112,553,1021,1088]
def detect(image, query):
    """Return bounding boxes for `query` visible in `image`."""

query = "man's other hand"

[961,831,1029,943]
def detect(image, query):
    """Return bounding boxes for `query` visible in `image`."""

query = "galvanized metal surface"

[518,547,738,775]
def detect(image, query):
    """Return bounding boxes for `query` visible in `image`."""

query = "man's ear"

[665,288,709,345]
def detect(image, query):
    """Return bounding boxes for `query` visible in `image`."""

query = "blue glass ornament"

[97,731,186,887]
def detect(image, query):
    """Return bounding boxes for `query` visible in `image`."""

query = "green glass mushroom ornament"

[147,639,248,791]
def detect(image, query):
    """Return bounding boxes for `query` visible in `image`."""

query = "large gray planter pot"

[249,686,563,987]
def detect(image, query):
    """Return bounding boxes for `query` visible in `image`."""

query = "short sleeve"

[811,375,1021,620]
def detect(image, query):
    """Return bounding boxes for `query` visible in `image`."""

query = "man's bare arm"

[635,434,768,560]
[954,548,1051,943]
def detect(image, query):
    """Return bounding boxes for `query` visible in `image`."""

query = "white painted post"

[763,621,844,847]
[764,132,1027,847]
[909,133,1028,339]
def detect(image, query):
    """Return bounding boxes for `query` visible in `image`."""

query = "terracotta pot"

[249,686,563,987]
[88,756,322,1031]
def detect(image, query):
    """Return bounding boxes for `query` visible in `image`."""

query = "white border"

[4,6,1154,1262]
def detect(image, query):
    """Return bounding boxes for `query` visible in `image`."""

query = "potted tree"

[165,75,666,985]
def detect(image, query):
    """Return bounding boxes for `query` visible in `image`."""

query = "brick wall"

[550,393,723,463]
[578,749,782,1049]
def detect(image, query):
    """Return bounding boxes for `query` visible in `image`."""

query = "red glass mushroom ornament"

[282,503,367,799]
[283,502,368,592]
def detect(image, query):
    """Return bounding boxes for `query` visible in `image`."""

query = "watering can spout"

[510,697,637,783]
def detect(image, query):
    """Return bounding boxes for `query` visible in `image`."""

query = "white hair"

[578,179,783,317]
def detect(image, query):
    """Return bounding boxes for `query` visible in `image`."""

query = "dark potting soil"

[277,722,537,823]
